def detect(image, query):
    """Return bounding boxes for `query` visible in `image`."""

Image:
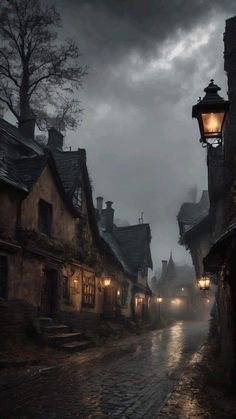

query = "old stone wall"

[217,282,235,372]
[0,299,39,349]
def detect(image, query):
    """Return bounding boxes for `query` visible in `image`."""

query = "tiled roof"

[178,190,209,226]
[0,153,28,192]
[113,224,153,271]
[0,118,43,156]
[53,150,81,196]
[99,227,135,276]
[14,154,48,190]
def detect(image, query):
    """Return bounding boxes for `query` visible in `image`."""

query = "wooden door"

[40,269,58,317]
[103,286,116,318]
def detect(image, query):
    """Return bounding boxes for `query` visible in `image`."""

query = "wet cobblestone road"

[0,321,208,419]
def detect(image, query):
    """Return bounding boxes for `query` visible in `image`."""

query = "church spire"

[166,251,177,280]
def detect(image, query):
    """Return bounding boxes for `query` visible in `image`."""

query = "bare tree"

[0,0,87,136]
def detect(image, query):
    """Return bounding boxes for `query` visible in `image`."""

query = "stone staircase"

[39,317,93,353]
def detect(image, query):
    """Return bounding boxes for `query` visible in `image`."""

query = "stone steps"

[42,324,70,335]
[39,317,92,353]
[61,340,92,353]
[47,332,84,345]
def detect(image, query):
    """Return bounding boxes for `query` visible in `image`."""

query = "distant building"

[177,190,211,279]
[151,253,208,320]
[96,198,153,320]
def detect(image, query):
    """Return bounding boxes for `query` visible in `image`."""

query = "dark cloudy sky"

[55,0,235,271]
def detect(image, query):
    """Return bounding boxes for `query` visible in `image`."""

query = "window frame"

[38,199,53,237]
[82,270,95,308]
[73,185,83,209]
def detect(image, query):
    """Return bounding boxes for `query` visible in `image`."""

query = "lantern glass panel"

[103,278,111,287]
[205,278,211,288]
[202,112,225,137]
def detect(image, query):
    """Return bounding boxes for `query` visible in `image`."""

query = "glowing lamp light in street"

[171,298,181,305]
[197,274,211,290]
[103,278,111,287]
[156,296,163,303]
[192,79,229,147]
[101,273,112,287]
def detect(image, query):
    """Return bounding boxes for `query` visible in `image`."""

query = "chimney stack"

[96,196,103,214]
[48,128,64,151]
[105,201,114,232]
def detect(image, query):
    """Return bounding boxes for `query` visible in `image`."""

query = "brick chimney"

[48,128,64,151]
[96,196,103,214]
[104,201,114,232]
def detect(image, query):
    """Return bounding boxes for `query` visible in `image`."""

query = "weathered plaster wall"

[21,165,76,242]
[6,251,42,306]
[0,190,18,239]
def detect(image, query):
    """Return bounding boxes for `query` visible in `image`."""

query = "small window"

[0,256,7,299]
[38,199,53,236]
[62,277,70,301]
[73,185,82,208]
[82,271,95,308]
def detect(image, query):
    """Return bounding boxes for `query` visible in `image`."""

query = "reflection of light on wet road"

[166,322,184,368]
[151,329,163,353]
[1,320,209,419]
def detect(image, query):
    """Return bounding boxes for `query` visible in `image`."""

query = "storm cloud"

[54,1,236,270]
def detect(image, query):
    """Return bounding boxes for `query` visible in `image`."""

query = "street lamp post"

[156,295,163,323]
[192,79,229,147]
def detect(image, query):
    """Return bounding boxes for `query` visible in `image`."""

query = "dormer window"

[73,185,82,208]
[38,199,53,236]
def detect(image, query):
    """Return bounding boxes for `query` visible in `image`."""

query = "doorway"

[103,286,117,318]
[40,268,58,317]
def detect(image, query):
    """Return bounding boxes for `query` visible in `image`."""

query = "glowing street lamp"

[171,298,181,305]
[192,79,229,147]
[197,274,211,290]
[156,294,162,322]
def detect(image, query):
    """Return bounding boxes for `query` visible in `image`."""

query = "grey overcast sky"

[55,0,235,271]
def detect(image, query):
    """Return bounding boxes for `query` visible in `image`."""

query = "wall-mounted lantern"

[197,274,211,290]
[101,272,113,287]
[192,79,229,147]
[156,296,163,303]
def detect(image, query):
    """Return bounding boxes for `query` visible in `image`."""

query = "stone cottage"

[96,198,153,320]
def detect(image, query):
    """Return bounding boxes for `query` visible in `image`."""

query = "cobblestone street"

[0,321,209,418]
